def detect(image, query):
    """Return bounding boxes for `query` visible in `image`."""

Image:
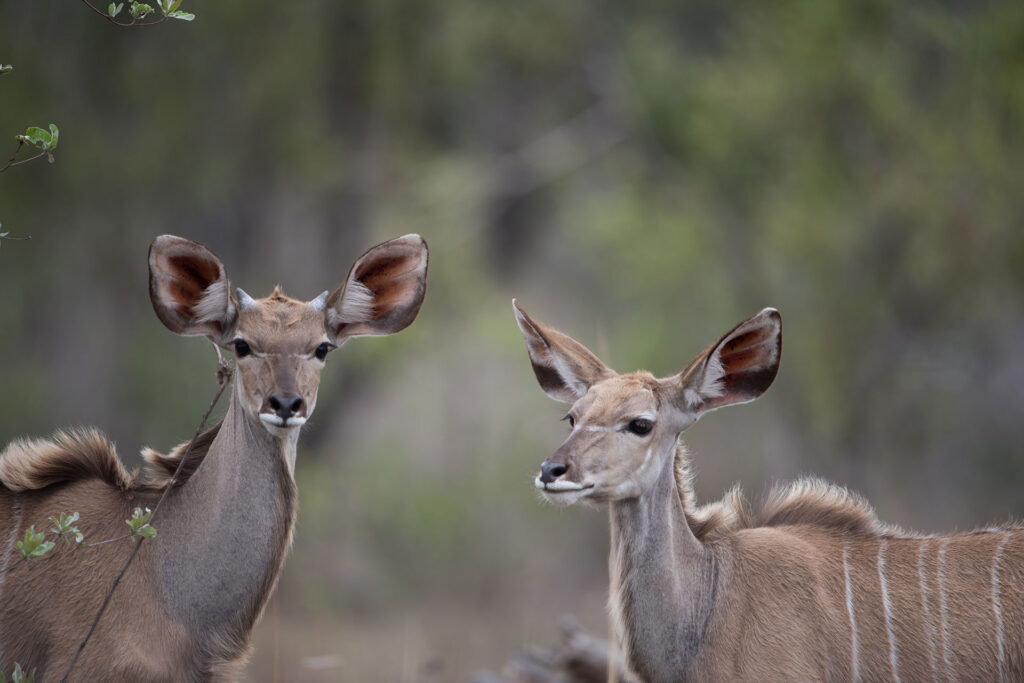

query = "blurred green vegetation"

[4,0,1024,679]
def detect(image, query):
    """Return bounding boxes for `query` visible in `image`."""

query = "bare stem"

[0,141,29,174]
[60,348,233,682]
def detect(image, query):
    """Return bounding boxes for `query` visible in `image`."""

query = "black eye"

[562,414,576,429]
[627,418,653,436]
[314,342,332,361]
[233,340,251,358]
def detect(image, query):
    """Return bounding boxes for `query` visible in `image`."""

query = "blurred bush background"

[3,0,1024,679]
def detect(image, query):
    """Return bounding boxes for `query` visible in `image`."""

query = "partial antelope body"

[0,234,428,681]
[514,301,1024,683]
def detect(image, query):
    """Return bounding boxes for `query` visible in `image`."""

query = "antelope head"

[514,301,781,506]
[148,234,428,437]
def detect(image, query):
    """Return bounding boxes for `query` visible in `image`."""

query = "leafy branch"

[79,0,195,27]
[1,124,59,176]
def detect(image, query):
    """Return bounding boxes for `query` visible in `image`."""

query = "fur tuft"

[757,477,902,536]
[0,429,134,492]
[141,421,222,487]
[674,443,906,540]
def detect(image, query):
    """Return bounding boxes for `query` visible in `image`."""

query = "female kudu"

[0,234,428,681]
[514,301,1023,683]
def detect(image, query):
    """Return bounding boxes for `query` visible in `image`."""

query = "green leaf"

[169,0,182,12]
[50,511,83,545]
[126,507,157,542]
[17,127,52,148]
[47,124,58,150]
[15,526,54,562]
[0,65,12,76]
[130,2,155,19]
[108,2,122,16]
[10,663,34,683]
[168,10,194,20]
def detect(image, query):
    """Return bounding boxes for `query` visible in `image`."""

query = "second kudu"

[514,301,1023,683]
[0,234,428,680]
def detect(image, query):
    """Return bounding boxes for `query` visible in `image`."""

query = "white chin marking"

[540,489,588,506]
[259,414,307,429]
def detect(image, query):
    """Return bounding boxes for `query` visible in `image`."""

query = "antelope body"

[0,234,428,681]
[514,301,1024,683]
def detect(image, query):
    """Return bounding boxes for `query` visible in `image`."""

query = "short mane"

[0,429,134,492]
[674,442,904,541]
[0,421,223,494]
[140,420,222,487]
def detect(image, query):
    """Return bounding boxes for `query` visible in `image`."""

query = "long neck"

[153,379,298,656]
[608,439,719,683]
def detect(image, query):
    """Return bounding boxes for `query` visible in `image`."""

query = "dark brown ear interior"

[513,300,614,403]
[326,234,429,339]
[675,308,781,413]
[149,235,236,341]
[710,313,781,407]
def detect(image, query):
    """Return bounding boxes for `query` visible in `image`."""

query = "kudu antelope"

[514,301,1024,683]
[0,234,428,680]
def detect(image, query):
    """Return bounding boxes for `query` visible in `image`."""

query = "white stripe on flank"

[918,540,940,683]
[878,540,902,682]
[992,532,1010,683]
[938,538,954,681]
[843,544,860,681]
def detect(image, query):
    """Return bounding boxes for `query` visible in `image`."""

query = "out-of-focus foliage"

[3,0,1024,679]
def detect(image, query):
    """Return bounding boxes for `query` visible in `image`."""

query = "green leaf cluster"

[14,527,53,562]
[108,0,194,22]
[49,511,84,546]
[14,124,58,163]
[126,507,157,542]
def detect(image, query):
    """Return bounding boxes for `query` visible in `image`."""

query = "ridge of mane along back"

[0,429,134,492]
[684,474,910,542]
[0,424,221,494]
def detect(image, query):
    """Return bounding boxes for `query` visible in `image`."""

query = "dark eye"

[627,418,653,436]
[314,342,332,361]
[562,414,576,429]
[233,340,251,358]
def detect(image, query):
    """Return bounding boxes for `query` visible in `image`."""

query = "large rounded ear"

[325,234,429,341]
[670,308,781,416]
[513,299,615,403]
[149,235,237,344]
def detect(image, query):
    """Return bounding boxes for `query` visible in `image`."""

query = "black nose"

[268,394,304,419]
[539,461,568,484]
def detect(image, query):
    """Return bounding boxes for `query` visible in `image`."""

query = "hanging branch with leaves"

[78,0,195,27]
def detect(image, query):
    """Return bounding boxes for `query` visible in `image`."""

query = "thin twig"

[60,346,233,683]
[84,534,130,548]
[0,141,46,175]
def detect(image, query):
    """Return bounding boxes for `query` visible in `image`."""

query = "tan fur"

[0,429,135,493]
[140,421,222,486]
[516,303,1024,682]
[0,234,428,681]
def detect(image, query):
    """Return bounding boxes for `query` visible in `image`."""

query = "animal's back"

[0,433,193,680]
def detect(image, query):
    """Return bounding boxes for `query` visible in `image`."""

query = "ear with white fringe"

[670,308,782,416]
[513,299,615,403]
[149,235,238,344]
[325,234,429,342]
